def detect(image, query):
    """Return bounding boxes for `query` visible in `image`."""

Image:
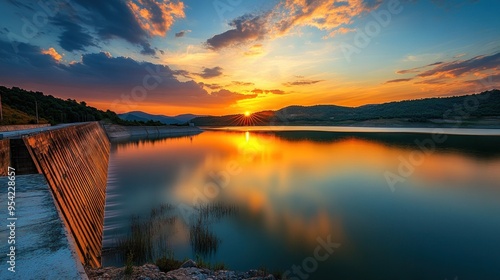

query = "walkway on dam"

[0,174,88,279]
[0,123,88,139]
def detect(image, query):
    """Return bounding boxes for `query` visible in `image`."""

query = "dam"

[0,122,110,278]
[0,122,202,278]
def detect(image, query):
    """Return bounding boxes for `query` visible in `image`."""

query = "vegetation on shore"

[0,86,165,126]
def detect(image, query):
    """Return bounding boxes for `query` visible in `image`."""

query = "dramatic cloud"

[128,0,185,37]
[175,30,191,38]
[252,88,287,95]
[4,0,185,55]
[194,66,224,79]
[385,52,500,86]
[417,53,500,78]
[206,0,379,50]
[206,13,270,50]
[52,16,96,52]
[283,79,323,86]
[0,40,255,109]
[275,0,378,35]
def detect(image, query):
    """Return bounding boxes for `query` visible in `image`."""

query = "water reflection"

[103,129,500,279]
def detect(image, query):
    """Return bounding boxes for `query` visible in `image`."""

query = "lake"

[102,127,500,280]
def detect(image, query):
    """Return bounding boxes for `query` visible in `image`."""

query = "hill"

[0,86,164,126]
[118,111,204,124]
[191,89,500,126]
[0,104,48,125]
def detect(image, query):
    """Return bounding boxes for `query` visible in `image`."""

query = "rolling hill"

[191,89,500,126]
[118,111,203,124]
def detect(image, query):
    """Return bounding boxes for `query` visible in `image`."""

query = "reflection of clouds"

[120,130,500,250]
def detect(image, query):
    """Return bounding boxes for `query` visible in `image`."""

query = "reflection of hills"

[110,132,203,152]
[265,131,500,159]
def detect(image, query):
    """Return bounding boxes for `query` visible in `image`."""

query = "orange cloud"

[41,47,62,62]
[128,0,185,37]
[276,0,375,35]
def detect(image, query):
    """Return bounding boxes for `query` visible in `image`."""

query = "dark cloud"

[32,0,184,55]
[396,61,443,74]
[175,30,190,38]
[172,69,191,78]
[0,40,58,69]
[71,0,148,45]
[0,40,256,108]
[384,78,413,84]
[199,82,223,90]
[417,52,500,78]
[283,79,323,86]
[52,17,96,52]
[206,14,269,50]
[386,52,500,85]
[140,42,156,56]
[194,66,224,79]
[251,88,286,95]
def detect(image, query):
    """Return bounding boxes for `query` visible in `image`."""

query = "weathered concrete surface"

[103,124,202,139]
[0,124,50,132]
[0,139,9,176]
[23,122,110,268]
[0,174,88,280]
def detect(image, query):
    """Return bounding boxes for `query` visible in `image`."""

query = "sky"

[0,0,499,115]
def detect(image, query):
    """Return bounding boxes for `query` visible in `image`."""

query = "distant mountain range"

[191,89,500,126]
[118,111,203,125]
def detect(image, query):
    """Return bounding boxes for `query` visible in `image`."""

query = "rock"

[180,259,197,268]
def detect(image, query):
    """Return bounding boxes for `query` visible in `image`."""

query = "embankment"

[23,122,110,268]
[103,124,202,139]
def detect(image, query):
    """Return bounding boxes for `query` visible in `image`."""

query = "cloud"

[276,0,377,35]
[232,81,255,86]
[0,40,255,109]
[206,13,270,50]
[283,79,323,86]
[205,0,379,50]
[417,52,500,78]
[194,66,224,79]
[127,0,185,37]
[41,47,62,62]
[51,16,96,52]
[325,27,356,38]
[396,61,443,74]
[13,0,186,55]
[385,52,500,87]
[172,69,191,78]
[175,30,191,38]
[140,42,156,56]
[199,82,223,90]
[252,88,287,95]
[244,44,264,56]
[384,78,413,84]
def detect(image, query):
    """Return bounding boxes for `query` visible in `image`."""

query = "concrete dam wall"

[23,122,110,268]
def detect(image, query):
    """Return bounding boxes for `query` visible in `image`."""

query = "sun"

[244,111,251,117]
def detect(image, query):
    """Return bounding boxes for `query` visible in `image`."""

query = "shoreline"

[85,260,277,280]
[103,124,203,140]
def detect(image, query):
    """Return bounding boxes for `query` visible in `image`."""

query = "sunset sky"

[0,0,499,115]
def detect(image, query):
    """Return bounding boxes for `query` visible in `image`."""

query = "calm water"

[102,127,500,279]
